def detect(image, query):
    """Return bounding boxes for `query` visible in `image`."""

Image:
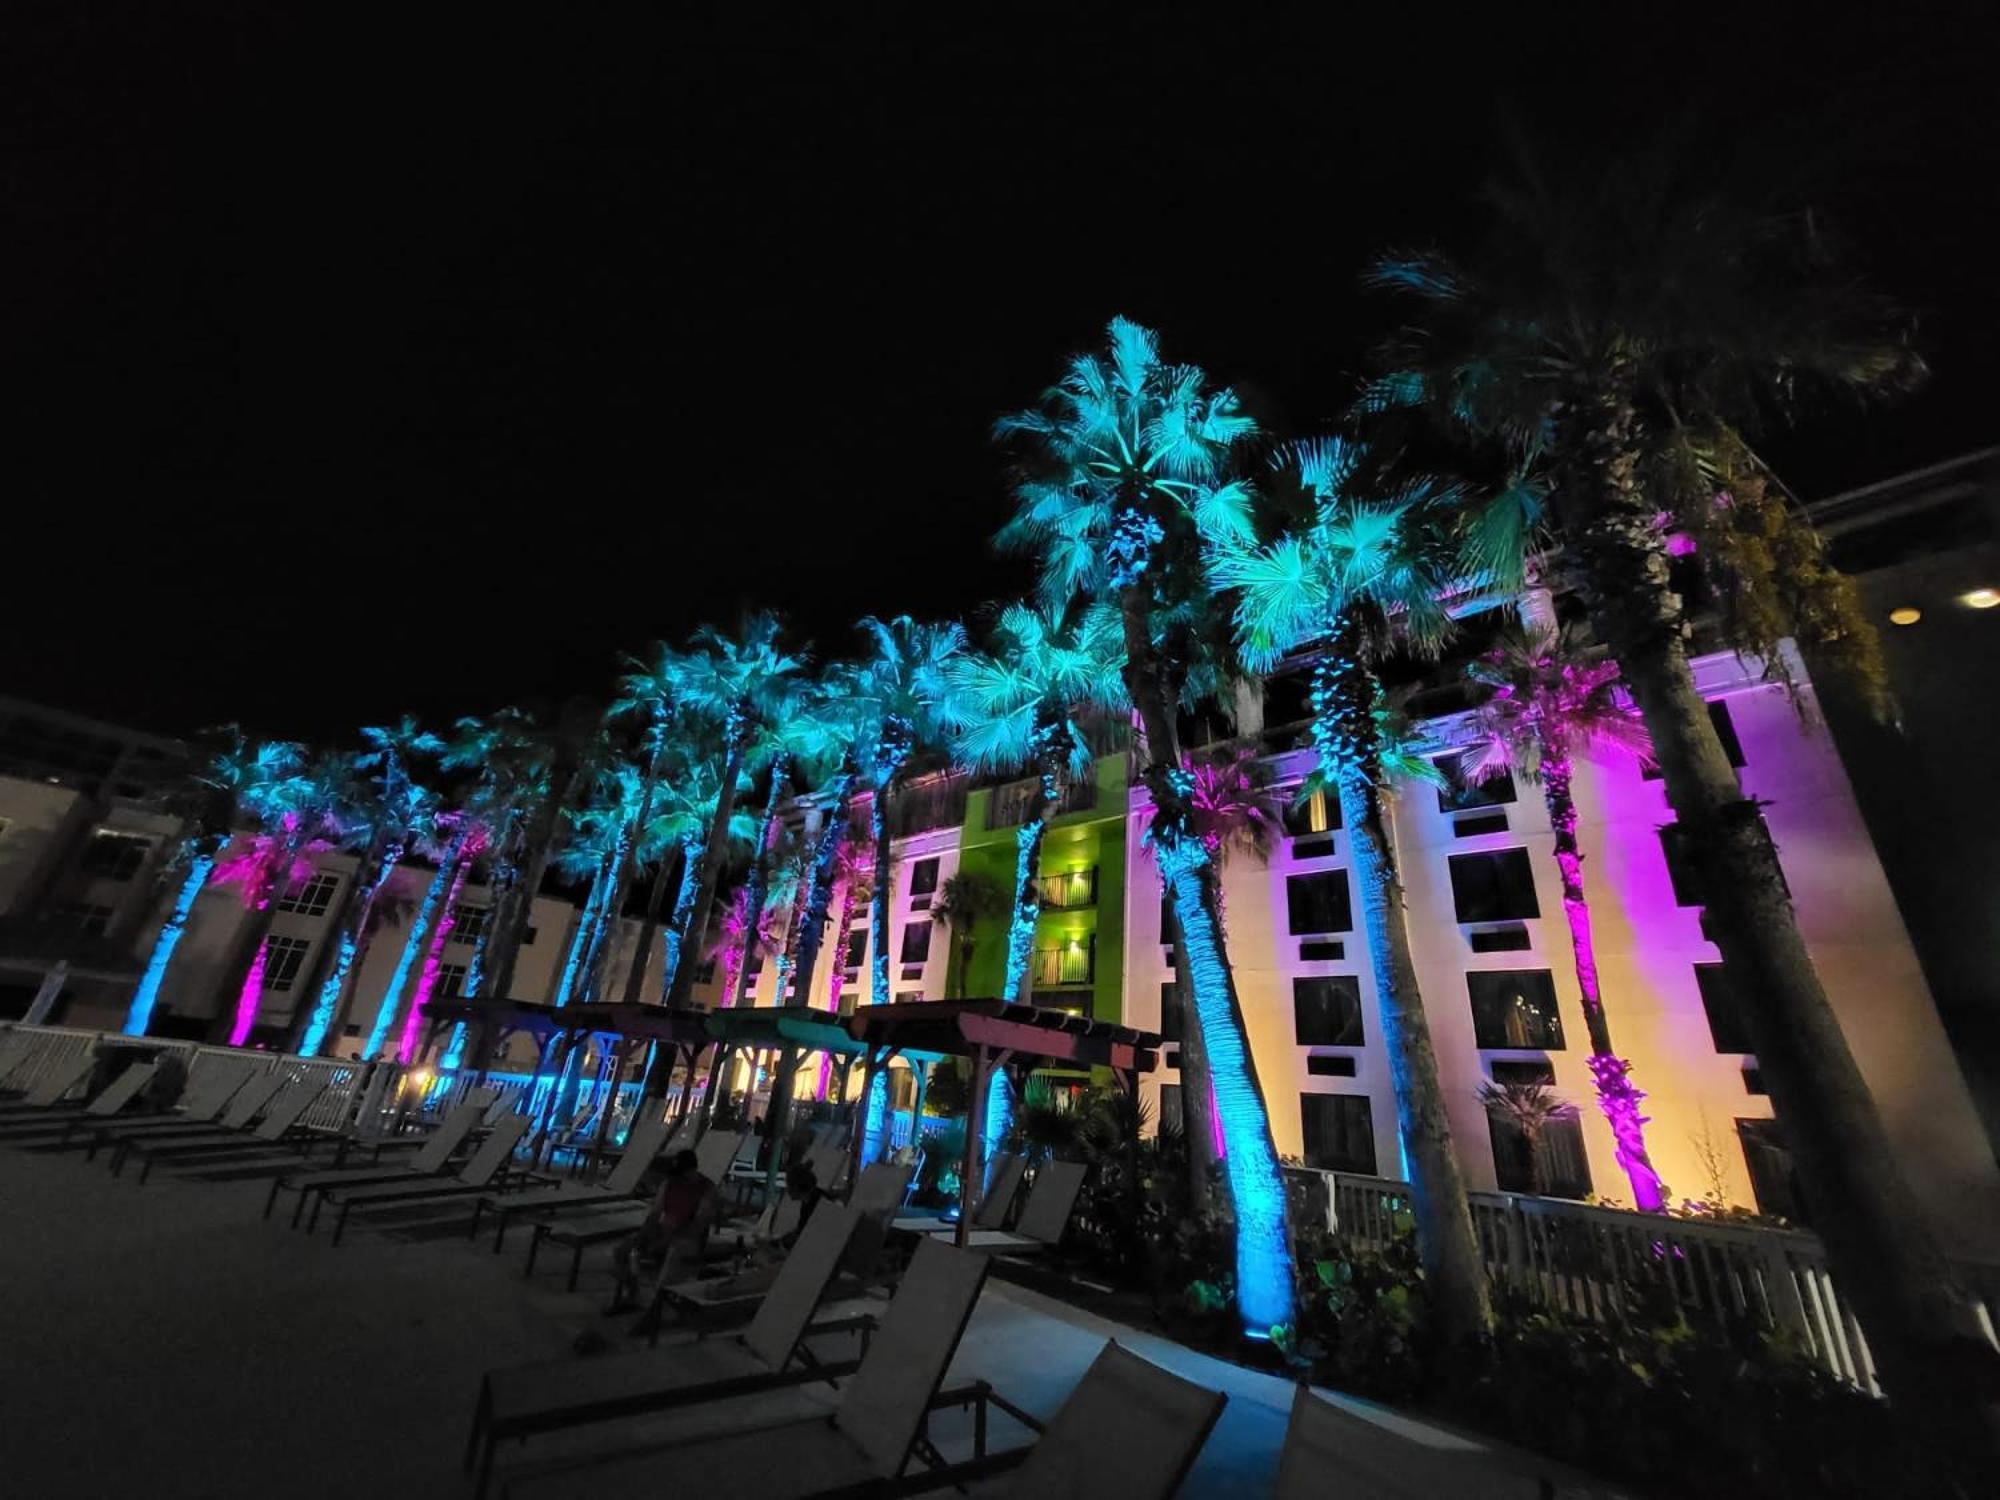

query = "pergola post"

[957,1045,994,1249]
[585,1034,639,1179]
[671,1044,702,1124]
[759,1042,803,1207]
[527,1028,576,1165]
[697,1041,736,1136]
[908,1058,933,1162]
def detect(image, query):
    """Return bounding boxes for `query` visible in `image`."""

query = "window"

[1448,849,1540,923]
[1468,969,1565,1049]
[842,929,867,970]
[520,924,538,946]
[693,957,718,985]
[1737,1118,1808,1224]
[1453,811,1510,838]
[1293,976,1364,1046]
[1032,937,1094,986]
[1158,891,1177,944]
[1489,1058,1555,1087]
[1694,964,1754,1054]
[263,935,313,992]
[80,831,151,881]
[1645,701,1745,778]
[1157,982,1184,1041]
[1658,825,1705,907]
[1489,1101,1592,1198]
[1034,867,1097,909]
[1286,871,1352,935]
[1436,753,1517,812]
[899,921,933,966]
[1469,925,1531,953]
[908,858,940,907]
[1282,786,1341,836]
[1297,939,1345,961]
[1300,1094,1377,1174]
[436,963,468,1000]
[56,901,115,937]
[1306,1054,1356,1078]
[277,871,340,917]
[450,904,492,943]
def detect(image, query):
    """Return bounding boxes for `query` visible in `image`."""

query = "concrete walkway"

[0,1143,1609,1497]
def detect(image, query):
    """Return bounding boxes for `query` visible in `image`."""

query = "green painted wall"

[954,754,1128,1024]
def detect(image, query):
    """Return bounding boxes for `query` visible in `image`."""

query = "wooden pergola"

[843,1000,1160,1247]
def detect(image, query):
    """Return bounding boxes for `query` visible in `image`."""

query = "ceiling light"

[1960,587,1999,610]
[1888,606,1922,626]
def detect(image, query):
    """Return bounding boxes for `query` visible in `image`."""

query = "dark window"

[1286,871,1353,935]
[899,921,933,966]
[1469,925,1532,953]
[436,963,468,1000]
[1737,1118,1809,1224]
[843,929,867,969]
[1742,1067,1767,1095]
[1297,939,1345,961]
[1436,753,1517,812]
[56,900,115,937]
[1157,982,1184,1041]
[1306,1054,1357,1077]
[1282,786,1341,836]
[908,858,940,900]
[1658,825,1705,907]
[1490,1058,1555,1086]
[1453,811,1510,838]
[1158,890,1176,942]
[263,935,313,992]
[1300,1094,1377,1174]
[1163,1047,1181,1069]
[80,831,151,881]
[449,904,492,943]
[1448,849,1540,923]
[1694,964,1754,1054]
[1293,976,1364,1046]
[1646,701,1745,779]
[1468,969,1565,1049]
[1489,1105,1592,1198]
[277,872,341,917]
[521,924,538,946]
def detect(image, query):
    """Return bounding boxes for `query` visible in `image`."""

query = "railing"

[986,776,1097,831]
[1031,940,1093,987]
[1034,867,1098,910]
[1284,1166,2000,1397]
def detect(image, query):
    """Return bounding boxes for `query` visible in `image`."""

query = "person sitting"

[605,1148,720,1320]
[776,1161,825,1251]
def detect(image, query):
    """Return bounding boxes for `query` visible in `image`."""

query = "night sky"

[8,6,1995,743]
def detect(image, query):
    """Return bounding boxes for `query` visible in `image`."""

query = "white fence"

[1285,1167,2000,1397]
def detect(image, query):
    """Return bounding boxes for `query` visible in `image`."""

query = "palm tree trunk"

[1558,388,2000,1447]
[1540,756,1665,1210]
[868,732,911,1007]
[662,730,750,1014]
[1002,766,1060,1003]
[788,774,855,1011]
[293,837,402,1056]
[363,832,465,1059]
[658,836,703,1001]
[124,842,219,1037]
[619,840,684,1005]
[1162,904,1224,1212]
[483,700,596,1010]
[396,837,479,1063]
[577,824,635,1005]
[1315,640,1492,1347]
[555,858,611,1007]
[729,759,791,1008]
[1117,555,1295,1335]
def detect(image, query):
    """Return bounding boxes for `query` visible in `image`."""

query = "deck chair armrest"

[811,1445,1037,1500]
[927,1381,1046,1436]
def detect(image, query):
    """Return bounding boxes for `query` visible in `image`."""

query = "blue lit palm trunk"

[555,859,612,1007]
[1313,635,1490,1345]
[787,771,855,1014]
[982,1069,1015,1195]
[662,721,751,1017]
[123,847,218,1036]
[658,837,702,1001]
[729,757,791,1008]
[576,826,634,1006]
[1118,551,1293,1335]
[296,840,403,1057]
[1002,762,1060,1003]
[361,832,464,1059]
[868,726,912,1007]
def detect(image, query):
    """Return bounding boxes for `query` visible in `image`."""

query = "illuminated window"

[1448,849,1540,923]
[1292,976,1364,1046]
[1300,1094,1377,1174]
[1034,867,1097,909]
[1032,937,1094,986]
[264,935,313,992]
[277,872,340,917]
[80,831,152,881]
[1467,969,1564,1049]
[1281,786,1341,836]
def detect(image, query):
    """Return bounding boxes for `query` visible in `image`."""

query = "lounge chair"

[0,1060,157,1139]
[890,1151,1022,1236]
[928,1158,1087,1254]
[1274,1382,1560,1499]
[264,1098,488,1226]
[119,1077,331,1181]
[90,1070,286,1163]
[469,1115,676,1250]
[69,1061,259,1155]
[0,1052,95,1117]
[467,1201,876,1498]
[522,1129,744,1292]
[499,1233,993,1500]
[319,1113,533,1244]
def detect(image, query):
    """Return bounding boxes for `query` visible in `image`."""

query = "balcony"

[1033,867,1098,910]
[1031,937,1095,988]
[987,776,1097,831]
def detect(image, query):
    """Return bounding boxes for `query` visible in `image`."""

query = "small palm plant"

[1478,1080,1576,1198]
[930,870,1005,1000]
[1463,623,1665,1209]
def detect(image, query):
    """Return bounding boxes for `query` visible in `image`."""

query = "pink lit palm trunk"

[1541,756,1664,1211]
[228,940,272,1047]
[396,837,480,1064]
[817,876,859,1099]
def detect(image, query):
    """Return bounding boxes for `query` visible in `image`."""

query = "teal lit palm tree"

[940,600,1127,1001]
[1362,144,1995,1439]
[639,746,756,1004]
[1462,624,1664,1209]
[778,664,868,1017]
[995,315,1293,1335]
[848,615,965,1007]
[930,870,1004,1001]
[1210,434,1492,1345]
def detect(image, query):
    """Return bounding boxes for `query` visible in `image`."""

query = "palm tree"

[941,600,1127,1000]
[656,615,807,1065]
[995,315,1294,1335]
[930,870,1003,1000]
[1478,1080,1575,1197]
[638,750,755,1004]
[1209,435,1492,1346]
[848,616,965,1007]
[1463,623,1665,1209]
[360,804,483,1060]
[293,716,441,1056]
[774,667,868,1013]
[1364,145,1998,1440]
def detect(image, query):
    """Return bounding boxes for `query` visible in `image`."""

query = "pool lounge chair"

[0,1053,97,1118]
[120,1077,331,1181]
[467,1201,876,1498]
[69,1061,258,1155]
[265,1098,488,1226]
[469,1115,677,1250]
[1274,1383,1565,1499]
[890,1151,1022,1236]
[519,1129,746,1291]
[95,1071,286,1166]
[319,1113,534,1244]
[0,1060,157,1139]
[927,1158,1087,1254]
[498,1233,993,1500]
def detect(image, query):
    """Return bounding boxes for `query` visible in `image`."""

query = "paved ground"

[0,1139,1608,1497]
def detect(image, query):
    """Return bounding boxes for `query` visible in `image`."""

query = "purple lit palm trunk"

[730,763,790,1009]
[788,776,855,1021]
[817,875,860,1099]
[297,840,403,1057]
[1541,756,1664,1210]
[396,840,478,1064]
[227,941,271,1047]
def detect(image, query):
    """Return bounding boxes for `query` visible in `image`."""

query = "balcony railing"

[987,776,1097,831]
[1033,867,1098,910]
[1031,939,1094,987]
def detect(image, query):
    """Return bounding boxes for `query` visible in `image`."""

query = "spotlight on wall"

[1960,587,1999,610]
[1888,606,1922,626]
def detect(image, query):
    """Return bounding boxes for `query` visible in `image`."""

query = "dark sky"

[7,5,1996,743]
